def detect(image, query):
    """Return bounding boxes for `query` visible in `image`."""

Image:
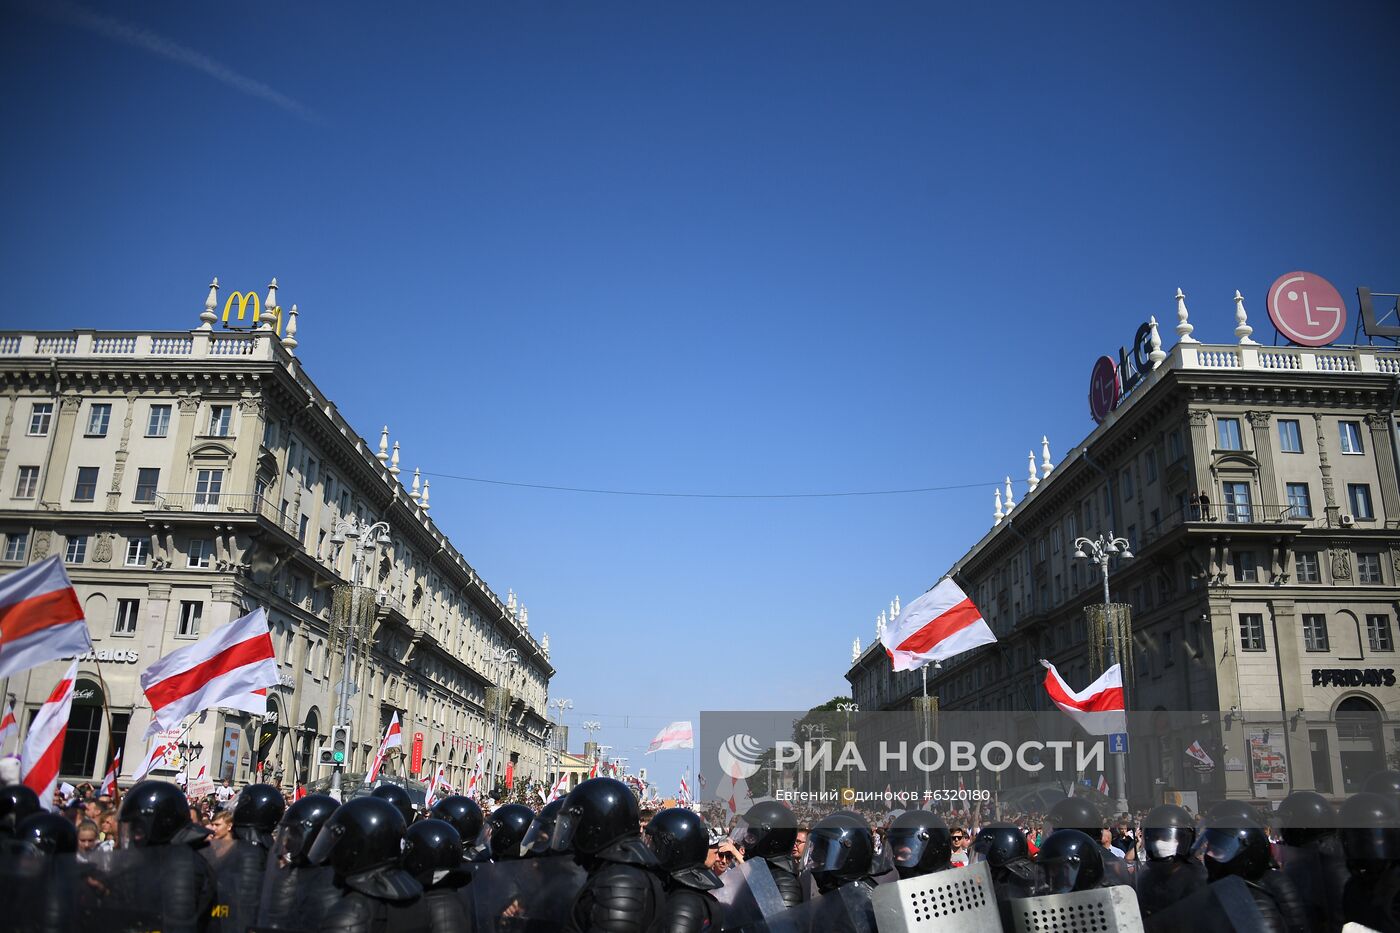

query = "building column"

[39,394,81,506]
[230,397,266,497]
[1313,414,1340,523]
[1365,414,1400,527]
[1247,412,1279,505]
[169,395,202,495]
[1267,598,1313,792]
[1187,410,1214,499]
[1207,592,1249,799]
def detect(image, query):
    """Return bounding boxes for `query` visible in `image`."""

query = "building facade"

[0,282,555,793]
[849,311,1400,806]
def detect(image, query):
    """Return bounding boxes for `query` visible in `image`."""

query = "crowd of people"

[0,768,1398,931]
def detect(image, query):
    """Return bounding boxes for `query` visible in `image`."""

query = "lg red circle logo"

[1268,271,1347,347]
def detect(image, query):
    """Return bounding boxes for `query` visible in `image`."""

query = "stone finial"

[409,468,421,501]
[1147,317,1166,367]
[390,441,401,476]
[521,605,529,629]
[200,277,220,329]
[281,305,299,354]
[852,638,861,663]
[1028,451,1040,493]
[508,589,517,614]
[261,278,279,331]
[1041,436,1053,477]
[420,481,430,511]
[377,427,390,463]
[875,613,886,642]
[994,488,1004,524]
[892,594,901,617]
[1175,288,1198,343]
[1004,476,1016,512]
[1234,290,1257,345]
[542,633,550,656]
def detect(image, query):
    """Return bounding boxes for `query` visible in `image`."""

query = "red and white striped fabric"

[1185,740,1215,769]
[465,742,485,798]
[588,758,598,779]
[366,713,402,783]
[0,557,92,678]
[0,699,16,752]
[141,608,279,736]
[717,772,755,817]
[647,721,694,753]
[678,772,691,806]
[21,660,78,808]
[424,763,447,809]
[99,748,122,797]
[1096,774,1110,796]
[882,579,996,672]
[546,772,569,804]
[132,737,175,782]
[1041,660,1126,736]
[220,687,269,717]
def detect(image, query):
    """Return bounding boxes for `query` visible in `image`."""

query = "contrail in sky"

[19,0,323,124]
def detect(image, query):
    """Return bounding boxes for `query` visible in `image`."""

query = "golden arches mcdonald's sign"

[221,291,283,336]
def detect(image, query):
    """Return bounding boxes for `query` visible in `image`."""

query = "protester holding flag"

[21,661,78,808]
[366,713,403,783]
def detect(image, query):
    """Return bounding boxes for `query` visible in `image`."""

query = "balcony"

[152,492,299,537]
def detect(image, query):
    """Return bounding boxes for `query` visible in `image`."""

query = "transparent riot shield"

[255,858,340,932]
[1006,885,1144,933]
[1142,877,1266,933]
[0,848,90,933]
[77,847,191,933]
[206,840,275,933]
[762,882,877,933]
[466,856,586,932]
[715,856,790,930]
[870,861,1003,933]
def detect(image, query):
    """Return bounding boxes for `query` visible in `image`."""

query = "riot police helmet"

[429,795,483,845]
[1276,791,1337,848]
[520,797,565,856]
[887,810,952,878]
[1338,792,1400,868]
[1038,829,1105,893]
[806,811,874,890]
[16,811,77,855]
[1142,804,1196,862]
[234,783,286,833]
[308,796,408,878]
[1201,809,1272,883]
[970,822,1029,867]
[551,778,640,856]
[118,780,192,848]
[0,784,41,836]
[481,803,533,861]
[370,783,415,827]
[1047,796,1104,836]
[731,799,798,859]
[402,819,464,881]
[275,794,339,865]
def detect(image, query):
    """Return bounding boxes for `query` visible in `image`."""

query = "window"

[3,532,28,562]
[1285,483,1313,518]
[298,515,309,544]
[1358,553,1383,584]
[287,440,299,475]
[73,467,98,502]
[1302,614,1329,652]
[1278,419,1303,453]
[1223,481,1252,522]
[194,469,223,509]
[1348,484,1374,520]
[134,468,159,503]
[188,539,211,569]
[62,702,103,778]
[147,404,171,437]
[1122,468,1134,499]
[114,598,139,634]
[177,601,203,637]
[1367,615,1394,652]
[28,403,52,436]
[14,465,39,499]
[208,405,231,437]
[85,403,111,437]
[1339,421,1364,455]
[1239,613,1266,651]
[1145,448,1158,483]
[1233,550,1258,583]
[263,419,278,447]
[305,457,318,487]
[1051,526,1062,554]
[64,535,87,564]
[124,537,149,567]
[1295,551,1320,583]
[1217,418,1243,450]
[1162,631,1174,667]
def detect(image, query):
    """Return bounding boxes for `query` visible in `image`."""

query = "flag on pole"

[1185,740,1216,770]
[546,772,569,804]
[424,763,447,809]
[589,758,598,779]
[881,579,996,672]
[466,742,485,798]
[366,713,402,783]
[647,721,694,753]
[294,784,306,802]
[21,660,79,808]
[717,772,754,817]
[0,699,16,753]
[1096,774,1110,796]
[678,771,692,806]
[99,748,122,797]
[140,607,279,736]
[0,556,92,678]
[132,736,175,782]
[1040,660,1127,735]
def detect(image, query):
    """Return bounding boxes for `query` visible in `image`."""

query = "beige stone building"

[849,299,1400,806]
[0,280,555,793]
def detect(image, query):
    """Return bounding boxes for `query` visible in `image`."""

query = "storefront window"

[61,678,106,778]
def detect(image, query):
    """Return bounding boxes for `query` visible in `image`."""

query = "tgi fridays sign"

[1088,321,1155,424]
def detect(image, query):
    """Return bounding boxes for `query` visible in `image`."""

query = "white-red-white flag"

[882,579,996,672]
[140,608,278,736]
[424,763,447,809]
[546,772,570,804]
[132,736,175,782]
[99,748,122,797]
[1096,774,1110,796]
[718,772,755,817]
[294,784,306,802]
[678,771,691,806]
[0,557,92,678]
[466,742,485,798]
[0,699,16,753]
[588,758,599,779]
[1185,740,1215,769]
[647,721,694,753]
[366,712,402,783]
[1040,660,1127,736]
[21,660,79,808]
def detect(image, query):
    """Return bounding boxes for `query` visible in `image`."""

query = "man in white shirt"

[1099,828,1125,859]
[215,779,235,804]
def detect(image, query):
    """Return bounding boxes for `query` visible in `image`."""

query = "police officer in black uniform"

[213,782,285,933]
[402,819,470,933]
[886,810,953,880]
[520,797,567,857]
[309,795,429,933]
[1339,791,1400,932]
[1276,790,1348,933]
[970,823,1040,900]
[551,776,667,932]
[259,793,342,931]
[1200,804,1306,933]
[1045,796,1132,887]
[14,811,77,856]
[1037,830,1105,894]
[732,799,804,907]
[371,784,417,828]
[479,803,533,862]
[113,780,218,933]
[805,811,879,895]
[0,784,41,838]
[1135,804,1206,917]
[645,808,724,933]
[428,796,483,865]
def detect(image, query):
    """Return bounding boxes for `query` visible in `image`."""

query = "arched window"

[1337,695,1384,793]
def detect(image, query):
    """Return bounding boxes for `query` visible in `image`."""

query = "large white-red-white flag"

[0,557,92,678]
[0,699,16,753]
[424,763,448,809]
[466,742,485,798]
[366,713,402,783]
[881,579,996,672]
[21,660,79,808]
[1096,774,1111,796]
[647,721,694,753]
[678,771,692,806]
[132,737,176,782]
[546,772,570,804]
[1041,660,1127,736]
[99,748,122,797]
[141,608,279,736]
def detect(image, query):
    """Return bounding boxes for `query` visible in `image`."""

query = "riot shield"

[76,847,190,933]
[870,860,1003,933]
[1006,885,1143,933]
[255,858,339,932]
[0,848,89,933]
[1276,842,1346,933]
[715,856,790,930]
[761,882,876,933]
[207,839,275,933]
[1143,877,1266,933]
[466,855,586,932]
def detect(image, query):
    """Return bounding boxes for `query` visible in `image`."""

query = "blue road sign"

[1108,733,1129,754]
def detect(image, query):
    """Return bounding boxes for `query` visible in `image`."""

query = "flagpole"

[920,667,931,801]
[994,641,1071,798]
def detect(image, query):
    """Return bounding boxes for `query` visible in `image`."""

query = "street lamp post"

[1073,531,1134,815]
[488,646,521,797]
[328,517,392,799]
[177,740,205,789]
[551,698,574,792]
[836,702,859,796]
[582,719,601,777]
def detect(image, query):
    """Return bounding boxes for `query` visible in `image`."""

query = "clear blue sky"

[2,0,1397,794]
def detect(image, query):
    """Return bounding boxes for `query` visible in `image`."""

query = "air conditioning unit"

[1340,513,1356,527]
